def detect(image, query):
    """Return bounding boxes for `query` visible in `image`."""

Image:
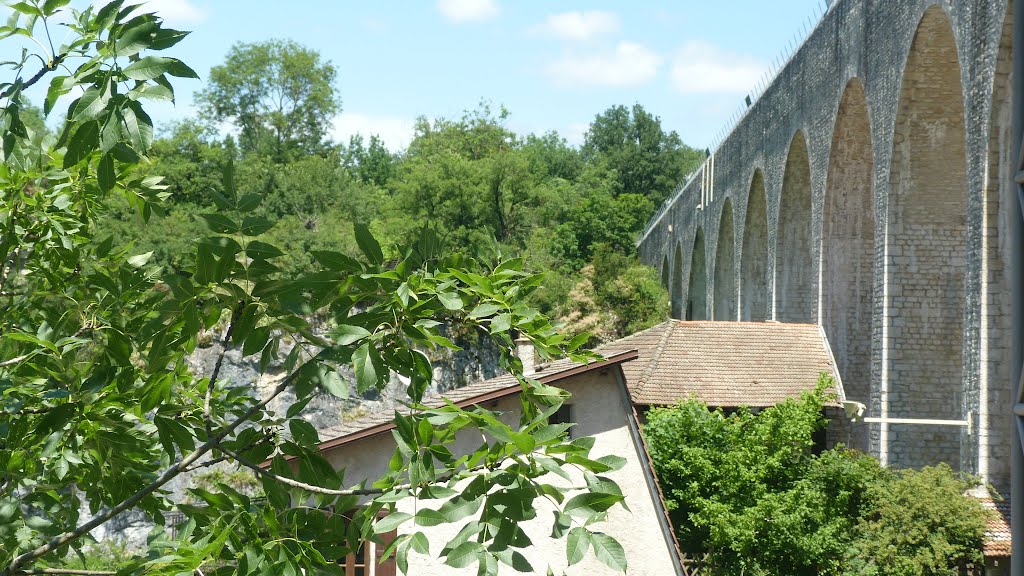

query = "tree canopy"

[0,3,632,575]
[197,39,341,160]
[643,377,990,576]
[582,103,705,207]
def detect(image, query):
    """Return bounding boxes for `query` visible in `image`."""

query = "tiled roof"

[314,320,842,451]
[314,351,637,453]
[980,495,1011,558]
[598,320,843,408]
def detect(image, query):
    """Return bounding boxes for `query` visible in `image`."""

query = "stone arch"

[671,242,685,319]
[886,4,967,468]
[979,0,1014,492]
[776,131,815,323]
[661,253,670,289]
[713,199,737,321]
[741,170,769,321]
[822,78,874,414]
[687,228,708,320]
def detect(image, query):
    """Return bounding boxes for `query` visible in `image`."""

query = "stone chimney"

[515,336,538,376]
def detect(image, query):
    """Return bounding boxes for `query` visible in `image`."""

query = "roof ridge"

[634,320,675,398]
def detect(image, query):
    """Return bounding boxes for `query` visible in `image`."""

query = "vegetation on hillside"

[643,376,990,576]
[0,3,636,574]
[89,40,702,342]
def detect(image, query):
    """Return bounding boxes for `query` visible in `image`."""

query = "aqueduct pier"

[638,0,1016,493]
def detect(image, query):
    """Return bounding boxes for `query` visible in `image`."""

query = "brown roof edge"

[308,349,640,456]
[817,324,846,403]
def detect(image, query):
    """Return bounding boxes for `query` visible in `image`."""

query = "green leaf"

[166,58,199,78]
[469,302,502,318]
[63,120,99,168]
[444,542,482,569]
[566,527,590,566]
[414,508,447,526]
[289,419,319,445]
[438,495,483,523]
[128,82,175,102]
[245,240,284,260]
[122,56,174,80]
[374,512,412,534]
[354,222,383,265]
[321,368,348,399]
[331,324,370,346]
[594,455,627,471]
[72,87,110,122]
[115,19,159,55]
[127,251,153,267]
[589,532,627,572]
[409,531,429,555]
[352,343,379,392]
[97,152,115,192]
[237,193,262,212]
[312,250,360,272]
[200,213,239,234]
[489,313,512,333]
[437,291,463,310]
[241,216,274,236]
[563,492,622,519]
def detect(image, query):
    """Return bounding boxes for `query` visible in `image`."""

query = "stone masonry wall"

[639,0,1015,491]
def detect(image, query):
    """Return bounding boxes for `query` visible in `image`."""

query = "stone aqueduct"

[637,0,1016,492]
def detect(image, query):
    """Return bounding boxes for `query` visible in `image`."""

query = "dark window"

[549,404,574,438]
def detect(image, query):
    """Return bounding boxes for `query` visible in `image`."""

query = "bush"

[846,464,987,576]
[643,376,990,576]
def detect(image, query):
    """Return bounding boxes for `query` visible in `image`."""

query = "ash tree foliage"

[0,3,630,575]
[643,376,989,576]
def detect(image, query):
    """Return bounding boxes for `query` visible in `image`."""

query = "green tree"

[0,4,628,576]
[196,39,341,160]
[643,378,989,576]
[342,134,395,187]
[847,464,987,576]
[582,104,704,207]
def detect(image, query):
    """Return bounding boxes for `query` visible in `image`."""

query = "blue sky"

[16,0,832,151]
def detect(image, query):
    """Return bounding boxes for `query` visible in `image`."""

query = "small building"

[312,320,849,574]
[603,320,851,449]
[316,350,684,576]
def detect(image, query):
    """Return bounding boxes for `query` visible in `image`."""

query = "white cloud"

[437,0,499,24]
[534,11,619,42]
[671,41,767,94]
[331,113,415,152]
[145,0,208,24]
[545,42,661,88]
[562,122,589,147]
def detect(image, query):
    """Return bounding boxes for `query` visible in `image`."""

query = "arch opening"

[661,254,670,289]
[671,242,685,320]
[687,229,708,320]
[714,199,737,320]
[776,131,816,323]
[822,78,875,430]
[886,5,967,469]
[741,171,769,321]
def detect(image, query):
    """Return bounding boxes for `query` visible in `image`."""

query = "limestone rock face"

[97,329,503,548]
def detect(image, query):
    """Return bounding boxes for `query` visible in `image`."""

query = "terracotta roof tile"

[979,495,1011,558]
[315,352,637,451]
[597,320,842,408]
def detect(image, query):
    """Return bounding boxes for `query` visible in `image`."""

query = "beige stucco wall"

[322,368,679,576]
